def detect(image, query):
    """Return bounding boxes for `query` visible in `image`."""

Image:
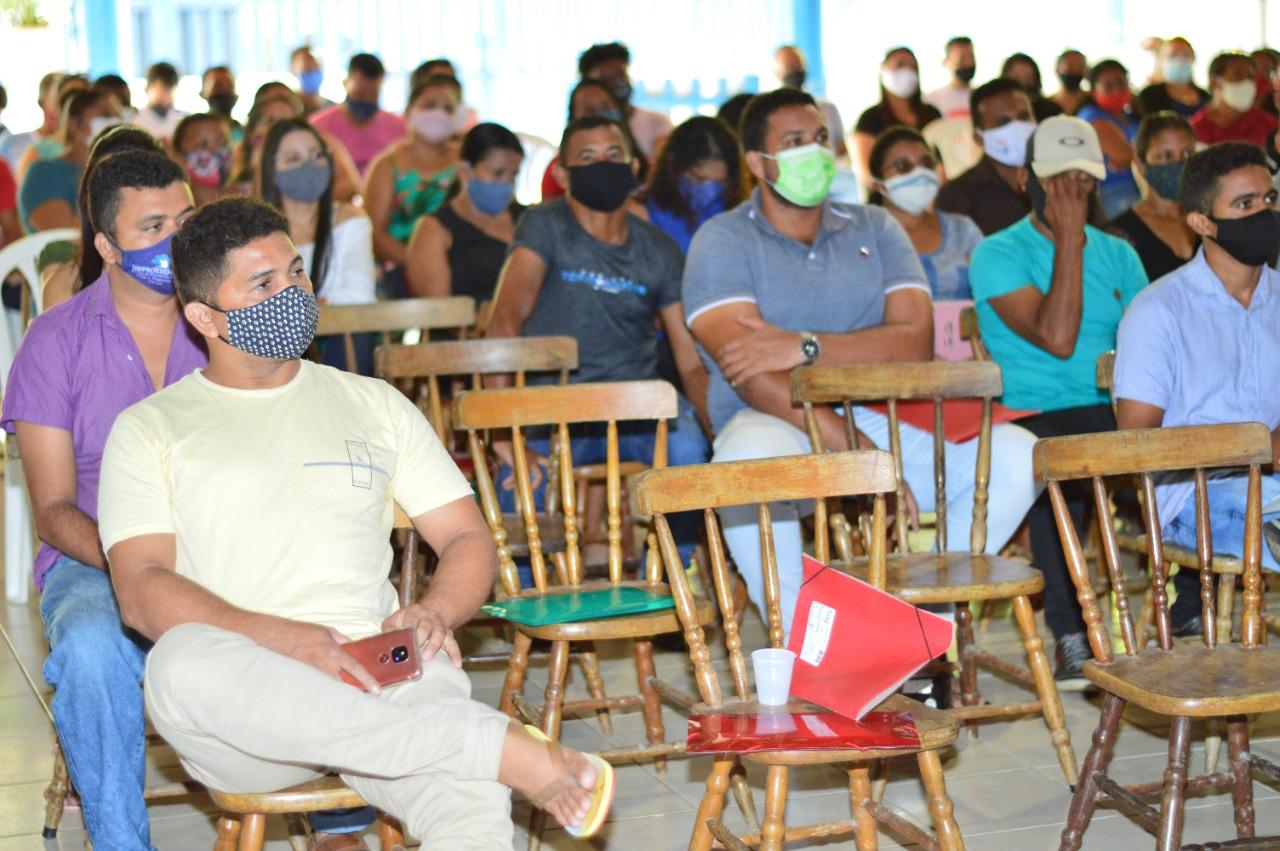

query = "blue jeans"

[497,393,709,583]
[40,556,153,850]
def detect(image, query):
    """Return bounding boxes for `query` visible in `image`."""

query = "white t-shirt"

[98,360,475,639]
[133,106,189,141]
[298,212,377,306]
[629,107,674,159]
[924,84,971,119]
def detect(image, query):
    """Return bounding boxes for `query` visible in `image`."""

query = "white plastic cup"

[751,648,796,706]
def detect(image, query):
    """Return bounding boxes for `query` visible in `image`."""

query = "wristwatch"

[800,332,821,365]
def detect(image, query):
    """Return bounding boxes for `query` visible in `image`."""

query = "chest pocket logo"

[346,440,373,489]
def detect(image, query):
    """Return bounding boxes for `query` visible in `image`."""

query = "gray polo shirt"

[683,190,930,432]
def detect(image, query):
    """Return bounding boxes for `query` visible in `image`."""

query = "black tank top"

[435,201,525,303]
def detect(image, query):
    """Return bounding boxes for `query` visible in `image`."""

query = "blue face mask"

[346,97,378,121]
[680,176,726,216]
[468,178,515,216]
[299,69,324,96]
[596,107,625,124]
[112,233,176,295]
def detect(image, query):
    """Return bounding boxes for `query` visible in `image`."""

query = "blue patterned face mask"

[206,285,318,360]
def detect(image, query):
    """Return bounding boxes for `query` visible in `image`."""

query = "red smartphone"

[340,628,423,691]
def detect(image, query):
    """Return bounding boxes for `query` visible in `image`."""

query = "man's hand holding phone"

[383,602,463,668]
[260,618,384,695]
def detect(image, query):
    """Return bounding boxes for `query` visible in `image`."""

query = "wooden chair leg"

[848,764,879,850]
[378,812,406,849]
[690,758,734,851]
[541,640,571,741]
[43,741,69,839]
[214,815,242,851]
[527,807,547,851]
[238,813,266,851]
[499,631,533,718]
[955,604,980,739]
[1227,715,1255,839]
[632,638,666,772]
[1012,594,1078,786]
[759,765,788,851]
[729,758,759,834]
[1157,715,1192,851]
[1060,693,1126,851]
[576,643,612,736]
[917,749,963,851]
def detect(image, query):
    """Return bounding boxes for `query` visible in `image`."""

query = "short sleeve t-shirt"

[511,198,684,383]
[855,102,942,136]
[920,211,983,300]
[683,190,929,432]
[18,158,82,232]
[969,216,1148,411]
[97,360,474,640]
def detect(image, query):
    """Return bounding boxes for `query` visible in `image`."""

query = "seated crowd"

[3,31,1280,851]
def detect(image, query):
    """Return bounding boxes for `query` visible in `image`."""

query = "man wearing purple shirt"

[1,149,204,850]
[310,52,405,175]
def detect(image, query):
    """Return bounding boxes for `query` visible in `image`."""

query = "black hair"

[348,53,385,79]
[0,82,6,112]
[407,74,461,111]
[945,36,973,53]
[233,93,301,185]
[1209,51,1255,79]
[1181,141,1269,215]
[253,80,295,105]
[76,127,166,290]
[738,87,817,153]
[172,197,289,306]
[95,74,131,109]
[1135,110,1194,161]
[146,62,179,88]
[578,42,630,77]
[259,118,333,297]
[202,65,232,85]
[1001,53,1043,95]
[57,74,90,100]
[970,77,1029,128]
[558,114,632,163]
[62,88,109,140]
[716,93,754,133]
[642,115,747,227]
[410,59,458,93]
[172,112,230,154]
[1057,49,1086,67]
[868,125,929,180]
[1087,59,1129,88]
[460,121,523,166]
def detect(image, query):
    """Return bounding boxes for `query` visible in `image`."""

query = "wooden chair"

[314,296,476,373]
[633,449,964,851]
[1034,422,1280,851]
[207,506,420,851]
[958,306,989,362]
[791,361,1078,785]
[454,380,718,850]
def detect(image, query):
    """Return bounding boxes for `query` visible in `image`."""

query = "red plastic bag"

[686,709,920,754]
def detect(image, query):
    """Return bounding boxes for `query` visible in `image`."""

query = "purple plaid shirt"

[1,273,207,588]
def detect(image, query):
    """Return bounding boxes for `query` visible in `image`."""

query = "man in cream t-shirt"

[98,198,608,847]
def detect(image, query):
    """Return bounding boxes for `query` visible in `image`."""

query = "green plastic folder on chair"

[481,586,675,627]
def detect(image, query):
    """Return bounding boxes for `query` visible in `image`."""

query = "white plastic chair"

[922,116,982,180]
[0,228,77,604]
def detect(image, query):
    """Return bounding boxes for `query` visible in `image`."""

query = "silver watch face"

[801,335,819,362]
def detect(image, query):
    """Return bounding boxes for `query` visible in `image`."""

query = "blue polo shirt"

[1115,249,1280,521]
[682,189,929,433]
[970,216,1148,411]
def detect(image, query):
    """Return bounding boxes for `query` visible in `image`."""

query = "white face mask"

[409,107,456,143]
[980,120,1037,168]
[881,68,919,99]
[881,166,941,216]
[1221,79,1257,112]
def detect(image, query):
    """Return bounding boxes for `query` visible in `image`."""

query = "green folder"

[481,586,676,627]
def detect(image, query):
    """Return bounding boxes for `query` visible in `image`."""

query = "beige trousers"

[144,622,514,850]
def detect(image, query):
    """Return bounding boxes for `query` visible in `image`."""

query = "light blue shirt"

[1115,248,1280,521]
[970,216,1148,411]
[920,211,983,300]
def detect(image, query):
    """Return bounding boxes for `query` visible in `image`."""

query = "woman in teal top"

[19,89,120,232]
[365,72,461,295]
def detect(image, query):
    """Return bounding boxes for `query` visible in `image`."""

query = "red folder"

[686,709,920,754]
[786,555,954,720]
[864,399,1037,444]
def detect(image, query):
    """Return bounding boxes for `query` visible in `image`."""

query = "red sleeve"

[540,160,564,202]
[0,160,15,213]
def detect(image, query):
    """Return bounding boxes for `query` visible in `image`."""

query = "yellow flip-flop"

[524,724,615,837]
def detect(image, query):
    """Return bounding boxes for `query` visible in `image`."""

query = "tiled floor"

[4,575,1280,849]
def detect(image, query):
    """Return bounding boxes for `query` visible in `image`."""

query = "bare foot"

[497,723,597,830]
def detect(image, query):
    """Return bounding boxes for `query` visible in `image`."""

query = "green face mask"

[763,143,836,207]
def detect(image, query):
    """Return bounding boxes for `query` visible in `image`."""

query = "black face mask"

[1059,73,1084,92]
[956,65,977,83]
[610,78,633,105]
[206,93,238,117]
[781,70,807,89]
[1209,208,1280,267]
[567,160,637,212]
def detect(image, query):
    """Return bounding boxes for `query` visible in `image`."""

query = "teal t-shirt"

[969,216,1148,411]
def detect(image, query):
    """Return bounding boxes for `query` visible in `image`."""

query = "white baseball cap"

[1029,115,1106,181]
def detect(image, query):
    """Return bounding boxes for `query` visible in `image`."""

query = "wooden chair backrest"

[959,306,990,361]
[374,336,578,439]
[791,360,1002,554]
[453,380,678,595]
[1032,423,1271,661]
[316,297,476,372]
[1095,349,1118,418]
[391,505,419,609]
[633,450,897,707]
